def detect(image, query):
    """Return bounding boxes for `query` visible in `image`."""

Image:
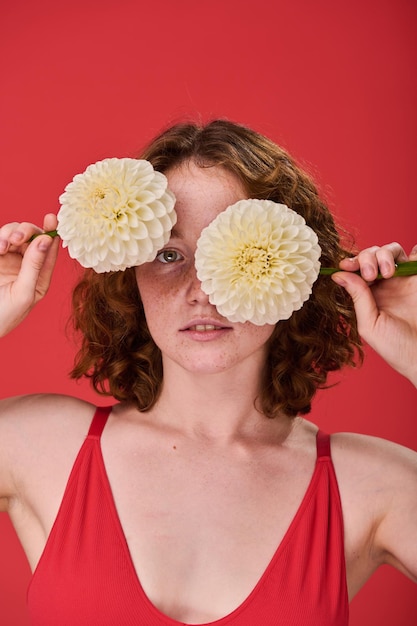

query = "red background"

[1,0,416,624]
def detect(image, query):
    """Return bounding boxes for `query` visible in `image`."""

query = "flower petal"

[57,158,177,272]
[195,199,321,325]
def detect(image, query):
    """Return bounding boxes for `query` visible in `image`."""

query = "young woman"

[0,120,416,625]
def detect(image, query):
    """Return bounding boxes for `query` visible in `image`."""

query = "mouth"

[179,319,232,342]
[187,324,224,332]
[180,319,232,334]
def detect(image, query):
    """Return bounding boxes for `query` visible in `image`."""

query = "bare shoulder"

[0,393,97,511]
[0,393,97,443]
[329,431,417,587]
[330,431,417,480]
[0,392,94,417]
[329,431,417,509]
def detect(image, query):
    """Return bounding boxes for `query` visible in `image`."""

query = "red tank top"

[27,406,349,625]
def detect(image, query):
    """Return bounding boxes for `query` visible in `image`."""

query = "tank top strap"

[87,405,113,439]
[316,429,331,458]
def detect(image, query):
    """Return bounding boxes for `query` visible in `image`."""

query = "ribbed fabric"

[27,407,348,625]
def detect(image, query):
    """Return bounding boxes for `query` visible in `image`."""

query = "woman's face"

[135,161,275,376]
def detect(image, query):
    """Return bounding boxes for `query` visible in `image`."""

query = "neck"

[150,359,292,444]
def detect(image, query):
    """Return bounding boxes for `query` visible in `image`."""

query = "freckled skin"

[135,162,275,376]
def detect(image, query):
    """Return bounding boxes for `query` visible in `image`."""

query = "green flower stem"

[28,229,59,242]
[320,261,417,278]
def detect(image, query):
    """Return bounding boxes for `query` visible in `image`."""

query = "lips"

[188,324,221,331]
[180,319,231,332]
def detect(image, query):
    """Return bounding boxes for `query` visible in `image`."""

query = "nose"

[186,263,210,305]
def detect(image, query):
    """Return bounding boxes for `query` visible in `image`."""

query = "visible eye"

[156,249,184,264]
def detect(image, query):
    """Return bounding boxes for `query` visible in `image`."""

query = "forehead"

[166,161,248,232]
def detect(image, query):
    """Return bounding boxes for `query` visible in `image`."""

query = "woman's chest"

[102,441,319,620]
[28,426,350,625]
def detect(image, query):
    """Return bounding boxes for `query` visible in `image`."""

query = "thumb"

[331,271,378,338]
[14,235,58,301]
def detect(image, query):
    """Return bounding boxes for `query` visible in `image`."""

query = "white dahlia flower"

[195,199,321,325]
[57,158,176,272]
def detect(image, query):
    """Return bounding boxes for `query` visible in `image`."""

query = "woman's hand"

[0,213,59,337]
[332,242,417,386]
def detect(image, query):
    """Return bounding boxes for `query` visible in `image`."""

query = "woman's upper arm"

[0,393,93,513]
[0,396,27,511]
[331,432,417,590]
[373,440,417,582]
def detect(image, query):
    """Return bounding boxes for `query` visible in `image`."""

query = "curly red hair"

[70,119,362,417]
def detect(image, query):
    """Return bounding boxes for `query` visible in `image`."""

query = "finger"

[408,244,417,261]
[339,246,380,280]
[0,223,20,254]
[42,213,58,233]
[36,234,60,294]
[0,222,20,238]
[0,222,44,254]
[10,222,46,246]
[331,271,378,340]
[374,244,406,278]
[13,235,58,303]
[339,242,408,281]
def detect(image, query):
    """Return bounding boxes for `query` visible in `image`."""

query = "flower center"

[94,187,107,200]
[90,186,124,221]
[236,246,272,279]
